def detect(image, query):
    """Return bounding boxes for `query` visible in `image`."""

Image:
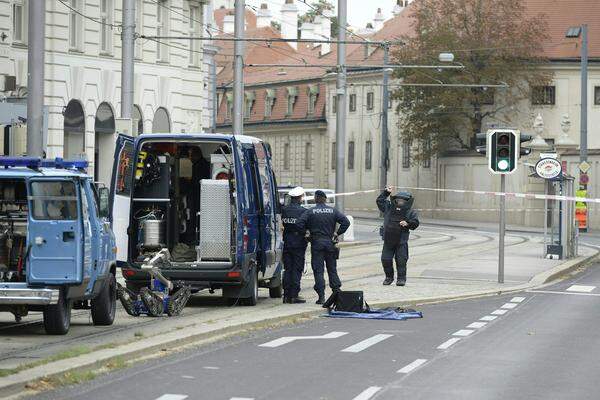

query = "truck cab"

[110,133,283,306]
[0,157,117,334]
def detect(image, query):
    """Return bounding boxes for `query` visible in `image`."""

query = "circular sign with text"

[535,158,562,179]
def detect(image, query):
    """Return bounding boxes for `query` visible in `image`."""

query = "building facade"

[0,0,213,185]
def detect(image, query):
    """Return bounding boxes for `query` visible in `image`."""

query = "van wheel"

[269,271,283,298]
[242,270,259,306]
[43,289,71,335]
[91,273,117,326]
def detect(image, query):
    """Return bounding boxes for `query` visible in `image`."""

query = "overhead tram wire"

[56,0,121,28]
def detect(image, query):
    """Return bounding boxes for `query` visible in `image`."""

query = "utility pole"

[233,0,245,135]
[379,43,390,191]
[121,0,135,119]
[26,1,45,157]
[580,24,588,163]
[335,0,347,213]
[498,175,506,284]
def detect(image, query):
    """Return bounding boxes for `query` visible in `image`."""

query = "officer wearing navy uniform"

[298,190,350,304]
[281,187,308,304]
[376,187,419,286]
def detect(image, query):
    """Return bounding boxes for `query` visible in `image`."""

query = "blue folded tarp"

[323,308,423,320]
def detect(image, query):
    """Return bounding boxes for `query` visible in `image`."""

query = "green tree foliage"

[298,0,338,38]
[391,0,552,162]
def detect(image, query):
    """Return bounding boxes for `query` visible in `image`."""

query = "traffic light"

[487,129,519,174]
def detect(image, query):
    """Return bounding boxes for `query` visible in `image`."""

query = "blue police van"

[0,157,117,334]
[110,133,283,305]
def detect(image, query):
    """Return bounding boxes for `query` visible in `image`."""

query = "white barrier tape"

[347,208,547,212]
[315,186,595,204]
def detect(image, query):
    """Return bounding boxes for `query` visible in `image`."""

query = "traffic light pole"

[498,174,506,284]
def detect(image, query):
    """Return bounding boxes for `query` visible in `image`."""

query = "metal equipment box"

[197,179,231,261]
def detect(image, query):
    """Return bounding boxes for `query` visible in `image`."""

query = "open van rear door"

[109,134,135,264]
[27,178,83,284]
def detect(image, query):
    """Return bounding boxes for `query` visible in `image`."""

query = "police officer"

[377,187,419,286]
[298,190,350,304]
[281,187,308,304]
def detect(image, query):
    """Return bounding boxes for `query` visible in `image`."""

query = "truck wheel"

[43,289,71,335]
[91,273,117,325]
[269,271,283,299]
[242,270,259,306]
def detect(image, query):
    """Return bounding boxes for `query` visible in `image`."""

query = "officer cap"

[314,190,327,199]
[289,186,305,197]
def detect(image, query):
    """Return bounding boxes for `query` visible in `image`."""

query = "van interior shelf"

[132,198,171,203]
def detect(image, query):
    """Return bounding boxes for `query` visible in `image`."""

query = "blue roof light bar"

[0,157,41,169]
[41,158,89,170]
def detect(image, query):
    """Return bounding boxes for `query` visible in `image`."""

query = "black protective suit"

[376,190,419,283]
[281,201,308,299]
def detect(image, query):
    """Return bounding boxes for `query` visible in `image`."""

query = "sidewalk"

[0,225,597,397]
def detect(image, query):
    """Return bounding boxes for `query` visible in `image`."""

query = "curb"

[1,247,597,398]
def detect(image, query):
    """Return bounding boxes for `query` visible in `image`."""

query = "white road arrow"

[258,331,348,348]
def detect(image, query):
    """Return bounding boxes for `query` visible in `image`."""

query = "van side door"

[26,178,83,285]
[108,134,135,264]
[253,143,277,277]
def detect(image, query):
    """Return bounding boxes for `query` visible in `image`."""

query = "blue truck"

[110,133,284,306]
[0,157,117,334]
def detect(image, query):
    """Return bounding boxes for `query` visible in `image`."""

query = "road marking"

[566,285,596,293]
[491,309,508,315]
[437,338,461,350]
[155,395,188,400]
[480,315,497,321]
[181,375,194,379]
[230,398,254,400]
[528,289,600,297]
[259,331,348,348]
[203,366,220,370]
[352,386,382,400]
[467,321,487,329]
[453,329,474,337]
[397,358,427,374]
[510,297,526,303]
[501,302,518,309]
[341,334,394,353]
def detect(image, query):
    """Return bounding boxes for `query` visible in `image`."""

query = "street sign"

[579,160,591,173]
[540,153,558,159]
[535,158,562,179]
[580,173,590,185]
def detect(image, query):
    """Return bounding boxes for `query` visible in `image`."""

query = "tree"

[298,0,338,38]
[391,0,552,163]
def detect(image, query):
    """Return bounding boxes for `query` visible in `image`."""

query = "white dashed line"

[230,398,254,400]
[181,375,194,379]
[437,338,461,350]
[467,321,487,329]
[397,359,428,374]
[510,297,526,303]
[480,315,497,321]
[155,395,188,400]
[352,386,382,400]
[501,303,518,309]
[491,309,508,315]
[203,366,220,370]
[453,329,474,337]
[528,290,600,297]
[259,331,348,348]
[341,334,394,353]
[566,285,596,293]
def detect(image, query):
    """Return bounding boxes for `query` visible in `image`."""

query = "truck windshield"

[29,181,78,220]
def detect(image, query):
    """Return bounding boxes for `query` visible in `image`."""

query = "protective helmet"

[288,186,305,197]
[390,191,414,209]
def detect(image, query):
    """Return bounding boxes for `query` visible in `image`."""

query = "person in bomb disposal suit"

[281,187,308,304]
[376,187,419,286]
[298,190,350,304]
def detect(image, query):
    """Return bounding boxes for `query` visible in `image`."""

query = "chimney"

[280,0,299,50]
[300,22,316,40]
[319,9,333,55]
[393,0,407,16]
[256,3,272,28]
[373,8,385,31]
[223,11,235,34]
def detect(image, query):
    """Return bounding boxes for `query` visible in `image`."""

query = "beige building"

[0,0,214,185]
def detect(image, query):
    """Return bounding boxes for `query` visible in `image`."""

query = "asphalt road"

[27,262,600,400]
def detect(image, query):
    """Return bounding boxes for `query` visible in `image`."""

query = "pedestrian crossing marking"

[510,297,526,303]
[155,395,188,400]
[341,334,394,353]
[259,331,348,348]
[398,359,427,374]
[467,321,487,329]
[501,302,518,309]
[352,386,382,400]
[491,309,508,315]
[566,285,596,293]
[480,315,497,321]
[437,338,461,350]
[453,329,474,337]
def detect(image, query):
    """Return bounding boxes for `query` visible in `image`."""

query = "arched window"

[63,99,85,159]
[152,107,171,133]
[94,102,116,183]
[133,104,144,135]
